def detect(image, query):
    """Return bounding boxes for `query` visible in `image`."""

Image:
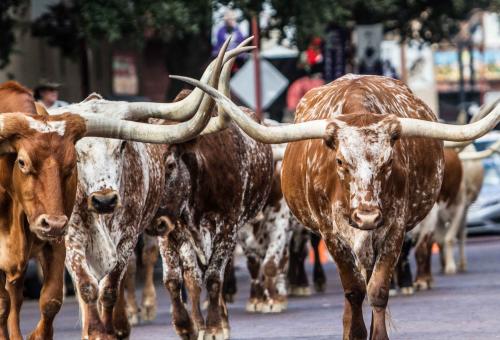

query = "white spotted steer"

[65,137,165,339]
[238,159,291,313]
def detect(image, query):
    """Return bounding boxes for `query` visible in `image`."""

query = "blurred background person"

[33,79,68,109]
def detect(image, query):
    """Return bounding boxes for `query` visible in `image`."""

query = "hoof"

[245,299,263,313]
[127,311,139,326]
[224,294,235,303]
[389,288,398,297]
[223,327,230,340]
[458,263,467,273]
[314,281,326,293]
[203,330,225,340]
[141,303,157,321]
[289,286,311,297]
[400,286,414,296]
[444,264,457,275]
[414,279,430,291]
[261,299,287,313]
[88,333,116,340]
[27,332,51,340]
[115,330,130,340]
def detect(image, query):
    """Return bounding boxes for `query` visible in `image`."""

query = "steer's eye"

[336,158,343,166]
[18,159,26,168]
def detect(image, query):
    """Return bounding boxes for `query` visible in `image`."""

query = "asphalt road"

[19,235,500,339]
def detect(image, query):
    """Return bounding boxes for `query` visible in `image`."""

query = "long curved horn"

[171,75,327,143]
[82,34,229,143]
[170,76,500,144]
[445,99,500,148]
[459,140,500,160]
[398,104,500,141]
[49,37,254,122]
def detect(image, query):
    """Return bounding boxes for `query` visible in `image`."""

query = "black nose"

[91,193,118,213]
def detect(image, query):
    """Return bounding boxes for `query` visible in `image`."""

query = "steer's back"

[282,74,444,232]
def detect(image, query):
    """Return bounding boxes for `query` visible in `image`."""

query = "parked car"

[467,132,500,234]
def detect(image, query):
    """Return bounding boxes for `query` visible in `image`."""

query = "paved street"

[19,236,500,339]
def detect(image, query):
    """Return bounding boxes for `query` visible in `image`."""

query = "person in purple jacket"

[212,10,246,72]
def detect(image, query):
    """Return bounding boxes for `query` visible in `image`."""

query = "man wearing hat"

[33,79,68,109]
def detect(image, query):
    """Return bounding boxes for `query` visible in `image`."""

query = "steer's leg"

[28,244,65,340]
[443,196,467,275]
[288,226,310,296]
[367,228,405,340]
[181,246,204,338]
[396,235,413,295]
[205,231,236,340]
[159,235,194,339]
[238,223,264,312]
[141,234,159,322]
[414,234,433,290]
[100,258,132,339]
[458,216,468,272]
[6,272,25,340]
[311,232,327,293]
[261,204,291,313]
[222,257,237,303]
[324,233,367,340]
[124,254,140,326]
[0,272,10,339]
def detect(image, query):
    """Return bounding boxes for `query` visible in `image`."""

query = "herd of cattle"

[0,37,499,340]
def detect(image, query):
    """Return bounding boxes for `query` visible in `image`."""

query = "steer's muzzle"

[350,208,383,230]
[32,214,69,240]
[89,190,120,214]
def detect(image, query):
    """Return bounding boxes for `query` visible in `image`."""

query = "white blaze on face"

[76,138,125,195]
[336,121,394,210]
[26,116,66,136]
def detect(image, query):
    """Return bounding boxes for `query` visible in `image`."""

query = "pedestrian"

[212,9,246,73]
[33,79,68,109]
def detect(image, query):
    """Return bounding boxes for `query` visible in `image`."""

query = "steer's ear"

[323,121,339,149]
[383,116,401,146]
[0,140,16,155]
[52,113,87,143]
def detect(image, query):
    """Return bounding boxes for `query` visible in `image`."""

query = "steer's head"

[0,113,86,240]
[76,138,124,214]
[324,113,401,230]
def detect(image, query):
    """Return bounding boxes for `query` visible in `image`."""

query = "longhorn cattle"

[0,78,222,340]
[152,88,273,338]
[178,73,500,339]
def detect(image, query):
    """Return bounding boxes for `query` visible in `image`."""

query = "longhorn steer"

[153,95,273,339]
[178,73,500,339]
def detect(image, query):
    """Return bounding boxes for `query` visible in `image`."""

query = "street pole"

[252,15,262,119]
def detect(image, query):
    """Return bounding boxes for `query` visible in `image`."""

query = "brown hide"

[280,74,445,339]
[438,148,463,206]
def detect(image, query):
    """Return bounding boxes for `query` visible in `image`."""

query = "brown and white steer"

[238,157,291,313]
[153,94,273,339]
[179,73,500,339]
